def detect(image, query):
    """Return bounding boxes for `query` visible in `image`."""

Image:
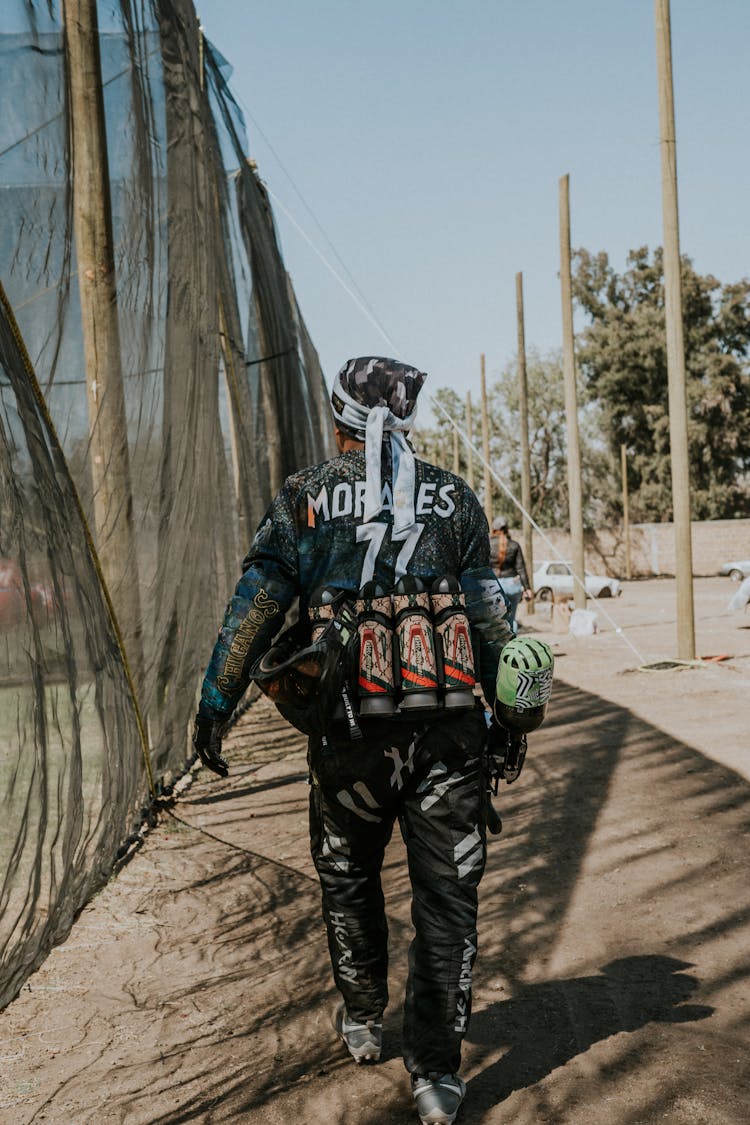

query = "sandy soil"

[0,577,748,1124]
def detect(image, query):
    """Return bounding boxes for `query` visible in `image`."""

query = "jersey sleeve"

[456,484,513,703]
[199,486,299,719]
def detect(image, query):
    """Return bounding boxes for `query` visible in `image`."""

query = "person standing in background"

[489,516,533,635]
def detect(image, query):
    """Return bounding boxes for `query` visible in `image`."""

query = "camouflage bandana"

[331,357,427,535]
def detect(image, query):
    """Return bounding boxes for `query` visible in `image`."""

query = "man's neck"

[338,436,365,453]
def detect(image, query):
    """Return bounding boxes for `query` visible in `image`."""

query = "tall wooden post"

[453,424,460,476]
[465,391,475,490]
[480,353,493,527]
[516,271,534,614]
[655,0,695,659]
[558,174,586,611]
[621,443,632,580]
[63,0,142,683]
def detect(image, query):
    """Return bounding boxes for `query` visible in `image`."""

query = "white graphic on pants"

[384,740,416,790]
[322,829,352,873]
[329,910,358,983]
[336,783,383,822]
[418,761,464,811]
[454,826,483,880]
[454,936,477,1031]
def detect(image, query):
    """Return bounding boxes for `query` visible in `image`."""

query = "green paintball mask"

[494,636,554,734]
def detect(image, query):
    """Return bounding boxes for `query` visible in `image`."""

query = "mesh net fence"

[0,0,334,1007]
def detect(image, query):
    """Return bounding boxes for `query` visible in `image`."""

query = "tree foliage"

[573,246,750,522]
[414,353,609,530]
[489,350,611,529]
[415,248,750,532]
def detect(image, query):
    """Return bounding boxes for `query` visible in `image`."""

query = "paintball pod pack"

[250,575,479,739]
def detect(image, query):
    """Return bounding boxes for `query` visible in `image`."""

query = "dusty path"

[1,579,748,1124]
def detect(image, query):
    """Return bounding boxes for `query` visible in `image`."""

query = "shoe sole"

[349,1043,381,1064]
[416,1101,464,1125]
[416,1111,461,1125]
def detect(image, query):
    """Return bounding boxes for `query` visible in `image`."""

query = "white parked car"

[532,560,622,601]
[719,560,750,582]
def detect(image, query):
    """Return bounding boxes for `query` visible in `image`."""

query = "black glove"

[487,720,527,785]
[192,713,229,777]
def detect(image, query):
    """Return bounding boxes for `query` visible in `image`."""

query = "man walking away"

[193,357,515,1124]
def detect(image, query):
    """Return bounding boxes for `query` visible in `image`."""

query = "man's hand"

[487,720,527,784]
[522,588,534,601]
[192,714,229,777]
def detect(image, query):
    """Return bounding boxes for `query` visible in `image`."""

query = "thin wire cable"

[266,188,402,357]
[225,85,395,348]
[166,809,318,886]
[430,394,648,664]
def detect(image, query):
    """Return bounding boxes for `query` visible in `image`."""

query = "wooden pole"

[559,174,586,611]
[516,272,534,614]
[655,0,695,659]
[63,0,143,684]
[621,443,632,580]
[480,353,492,527]
[453,423,460,476]
[465,391,475,490]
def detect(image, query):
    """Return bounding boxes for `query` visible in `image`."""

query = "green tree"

[489,349,609,529]
[415,353,608,530]
[412,387,466,477]
[573,246,750,522]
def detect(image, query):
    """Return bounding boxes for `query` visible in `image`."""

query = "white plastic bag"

[728,576,750,613]
[568,608,599,636]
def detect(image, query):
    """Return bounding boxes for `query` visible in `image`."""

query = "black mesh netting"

[0,0,334,1007]
[0,287,145,1009]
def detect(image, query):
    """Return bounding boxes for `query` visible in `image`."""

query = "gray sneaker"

[411,1073,466,1124]
[332,1002,382,1064]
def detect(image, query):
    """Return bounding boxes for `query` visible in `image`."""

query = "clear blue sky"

[199,1,750,420]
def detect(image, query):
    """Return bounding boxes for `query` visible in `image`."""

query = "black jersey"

[201,448,511,717]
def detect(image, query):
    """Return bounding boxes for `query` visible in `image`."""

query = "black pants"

[309,707,487,1076]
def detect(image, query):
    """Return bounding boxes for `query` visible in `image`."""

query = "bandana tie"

[331,357,426,536]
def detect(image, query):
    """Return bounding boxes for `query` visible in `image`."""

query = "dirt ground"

[1,577,748,1124]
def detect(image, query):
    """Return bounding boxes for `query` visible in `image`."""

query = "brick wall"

[521,518,750,578]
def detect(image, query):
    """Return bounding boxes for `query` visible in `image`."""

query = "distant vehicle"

[533,560,622,601]
[719,560,750,582]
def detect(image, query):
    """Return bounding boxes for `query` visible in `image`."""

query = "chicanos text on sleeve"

[199,447,512,718]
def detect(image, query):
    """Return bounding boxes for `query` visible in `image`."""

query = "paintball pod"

[486,636,554,834]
